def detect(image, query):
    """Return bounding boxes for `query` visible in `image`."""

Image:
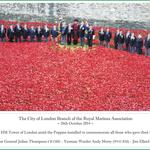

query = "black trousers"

[15,36,21,42]
[67,34,72,45]
[88,38,93,47]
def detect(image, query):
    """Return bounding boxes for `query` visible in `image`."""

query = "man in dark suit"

[7,25,15,42]
[0,24,6,42]
[79,21,86,47]
[129,33,136,53]
[118,31,125,50]
[22,24,29,42]
[87,25,95,48]
[29,26,36,42]
[36,26,43,42]
[114,29,120,49]
[144,33,150,56]
[98,28,105,46]
[125,31,131,51]
[136,34,143,55]
[43,24,50,42]
[104,28,112,48]
[51,25,59,42]
[14,23,22,42]
[66,23,73,45]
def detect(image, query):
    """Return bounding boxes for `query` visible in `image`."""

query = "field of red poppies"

[0,41,150,111]
[0,20,150,111]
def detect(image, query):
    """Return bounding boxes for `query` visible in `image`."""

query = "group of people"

[0,19,150,56]
[112,29,150,56]
[0,23,51,42]
[98,28,150,56]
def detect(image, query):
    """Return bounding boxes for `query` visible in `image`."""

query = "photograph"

[0,2,150,111]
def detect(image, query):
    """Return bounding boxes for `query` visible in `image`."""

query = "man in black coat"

[87,25,95,48]
[104,28,112,48]
[144,34,150,56]
[0,24,6,42]
[66,23,73,45]
[29,26,36,42]
[79,21,86,47]
[14,23,22,42]
[98,28,105,46]
[7,25,15,42]
[43,24,50,42]
[129,33,136,53]
[118,31,125,50]
[114,29,120,49]
[22,24,29,42]
[36,26,43,42]
[125,31,131,51]
[136,34,143,55]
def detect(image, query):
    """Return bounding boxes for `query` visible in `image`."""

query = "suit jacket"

[145,37,150,48]
[14,25,22,37]
[43,28,50,38]
[22,28,29,39]
[0,28,6,38]
[7,28,15,39]
[29,28,36,38]
[105,32,112,42]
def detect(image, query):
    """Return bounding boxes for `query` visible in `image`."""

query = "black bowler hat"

[74,19,79,22]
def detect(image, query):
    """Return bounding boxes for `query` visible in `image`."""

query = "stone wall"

[0,3,150,29]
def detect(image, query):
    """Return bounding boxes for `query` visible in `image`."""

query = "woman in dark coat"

[136,34,143,55]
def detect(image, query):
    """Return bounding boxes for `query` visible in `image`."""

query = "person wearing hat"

[136,34,143,55]
[72,19,80,45]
